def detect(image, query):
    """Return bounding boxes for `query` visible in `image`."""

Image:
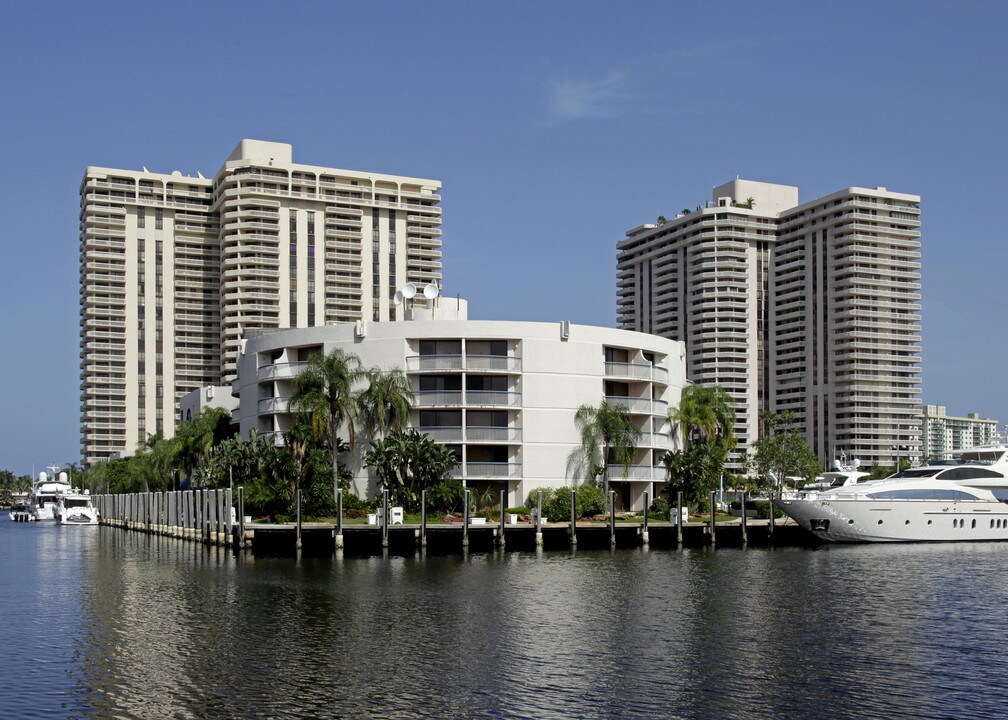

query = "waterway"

[4,517,1008,719]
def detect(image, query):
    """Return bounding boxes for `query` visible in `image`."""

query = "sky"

[0,1,1005,475]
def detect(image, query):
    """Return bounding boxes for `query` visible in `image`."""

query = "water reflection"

[5,519,1008,719]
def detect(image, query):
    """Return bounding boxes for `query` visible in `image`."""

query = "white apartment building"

[233,300,685,510]
[617,179,922,468]
[80,139,442,465]
[921,405,999,460]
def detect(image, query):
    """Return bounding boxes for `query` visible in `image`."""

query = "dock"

[92,487,814,556]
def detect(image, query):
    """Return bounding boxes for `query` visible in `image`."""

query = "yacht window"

[866,488,983,501]
[937,467,1005,481]
[892,468,942,479]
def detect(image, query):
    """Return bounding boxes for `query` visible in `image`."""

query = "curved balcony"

[406,354,463,372]
[604,362,668,384]
[465,391,521,408]
[415,391,463,407]
[454,462,522,479]
[465,355,522,373]
[465,426,522,443]
[606,464,666,481]
[257,396,291,414]
[605,396,668,415]
[257,361,308,382]
[417,426,464,443]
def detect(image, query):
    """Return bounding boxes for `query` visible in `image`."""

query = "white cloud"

[546,70,632,122]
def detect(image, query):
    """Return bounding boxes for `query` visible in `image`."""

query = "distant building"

[80,139,442,464]
[179,386,239,426]
[617,179,922,468]
[921,405,999,460]
[233,300,686,509]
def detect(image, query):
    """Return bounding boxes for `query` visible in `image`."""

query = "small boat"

[54,489,100,525]
[774,443,1008,542]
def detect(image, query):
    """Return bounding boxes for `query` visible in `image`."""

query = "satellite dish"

[393,290,404,305]
[402,283,417,299]
[423,282,440,300]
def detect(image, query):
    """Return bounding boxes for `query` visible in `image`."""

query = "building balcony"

[607,464,666,481]
[415,391,464,407]
[406,354,464,372]
[465,391,521,408]
[418,426,464,443]
[464,426,522,443]
[465,355,522,373]
[257,396,291,414]
[605,396,668,415]
[257,361,308,382]
[604,362,668,384]
[453,462,522,479]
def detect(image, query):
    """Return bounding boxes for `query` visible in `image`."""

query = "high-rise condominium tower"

[80,139,442,464]
[617,179,921,467]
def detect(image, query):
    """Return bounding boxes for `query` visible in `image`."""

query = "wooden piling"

[296,488,302,551]
[335,488,344,550]
[676,491,684,547]
[570,488,577,548]
[420,489,427,548]
[535,491,543,547]
[498,489,506,550]
[642,491,649,546]
[238,486,245,548]
[609,490,616,547]
[382,489,389,548]
[740,491,748,546]
[709,490,717,547]
[462,490,470,548]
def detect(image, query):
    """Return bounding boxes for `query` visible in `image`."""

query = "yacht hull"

[774,496,1008,542]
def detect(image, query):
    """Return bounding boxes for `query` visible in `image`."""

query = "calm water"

[4,518,1008,719]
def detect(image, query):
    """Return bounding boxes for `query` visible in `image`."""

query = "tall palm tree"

[667,384,736,452]
[574,401,642,502]
[290,348,364,502]
[359,367,414,440]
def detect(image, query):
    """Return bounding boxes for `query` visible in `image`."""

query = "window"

[137,207,145,228]
[155,208,163,230]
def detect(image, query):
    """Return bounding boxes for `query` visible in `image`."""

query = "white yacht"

[774,443,1008,542]
[23,469,72,522]
[54,489,99,525]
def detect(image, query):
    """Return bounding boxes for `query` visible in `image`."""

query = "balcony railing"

[417,426,464,443]
[257,396,291,414]
[465,426,521,443]
[604,362,668,383]
[465,355,522,372]
[257,361,308,382]
[465,391,521,407]
[414,391,464,407]
[453,462,522,479]
[606,464,666,481]
[604,396,668,415]
[406,354,463,372]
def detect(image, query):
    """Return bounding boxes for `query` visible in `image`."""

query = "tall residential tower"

[617,179,922,467]
[80,139,442,464]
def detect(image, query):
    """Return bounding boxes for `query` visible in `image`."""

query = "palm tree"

[574,401,642,502]
[359,367,414,440]
[290,348,364,502]
[667,384,736,452]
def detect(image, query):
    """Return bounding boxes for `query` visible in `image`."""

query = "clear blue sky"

[1,1,1005,475]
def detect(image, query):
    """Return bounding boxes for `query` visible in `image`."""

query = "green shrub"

[575,484,605,518]
[650,497,670,517]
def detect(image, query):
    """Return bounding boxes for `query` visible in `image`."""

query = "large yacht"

[25,469,72,522]
[54,489,100,525]
[773,443,1008,542]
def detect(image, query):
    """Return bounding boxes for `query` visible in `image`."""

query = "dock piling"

[642,491,649,546]
[498,490,506,550]
[462,489,470,548]
[676,491,684,547]
[535,491,543,547]
[609,490,616,547]
[335,489,344,550]
[740,491,748,546]
[709,490,717,547]
[420,489,427,548]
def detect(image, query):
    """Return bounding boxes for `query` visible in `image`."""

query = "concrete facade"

[80,139,441,464]
[233,307,686,510]
[617,179,922,468]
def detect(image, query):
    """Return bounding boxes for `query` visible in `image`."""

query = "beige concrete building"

[233,300,685,509]
[617,179,922,468]
[80,139,442,464]
[920,405,999,461]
